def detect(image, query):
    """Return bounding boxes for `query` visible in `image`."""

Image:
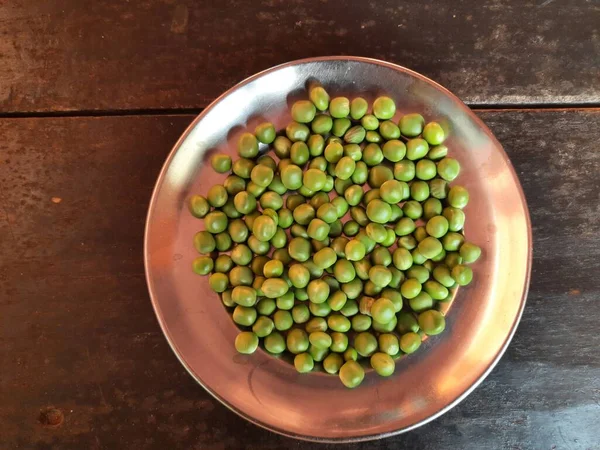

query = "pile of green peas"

[189,85,481,388]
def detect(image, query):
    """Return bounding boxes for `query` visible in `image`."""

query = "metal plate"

[144,57,532,442]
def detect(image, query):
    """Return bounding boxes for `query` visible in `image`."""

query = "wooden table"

[1,1,599,449]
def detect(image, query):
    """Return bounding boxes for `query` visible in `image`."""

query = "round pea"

[406,138,429,160]
[378,334,400,356]
[327,314,351,332]
[330,97,350,118]
[323,353,344,374]
[252,316,274,338]
[371,352,395,376]
[232,305,257,326]
[401,278,422,299]
[424,280,449,300]
[261,278,289,299]
[418,310,446,335]
[416,159,437,180]
[192,256,213,275]
[362,143,384,166]
[393,247,413,271]
[360,114,378,131]
[310,86,330,111]
[307,279,330,304]
[399,113,425,137]
[437,157,461,181]
[400,332,421,353]
[339,360,364,388]
[451,264,473,286]
[368,166,394,189]
[312,114,333,135]
[425,215,449,238]
[409,291,434,312]
[238,132,259,158]
[402,201,423,220]
[448,185,469,208]
[418,236,443,259]
[308,331,332,350]
[286,328,309,354]
[193,231,216,254]
[394,160,415,182]
[254,122,276,144]
[365,199,391,224]
[460,242,482,263]
[264,331,286,354]
[442,232,465,251]
[423,121,445,145]
[231,286,257,307]
[250,164,274,188]
[273,310,293,331]
[373,96,396,120]
[354,332,378,357]
[350,97,368,120]
[324,142,343,163]
[344,125,366,144]
[211,153,232,173]
[395,217,416,236]
[235,331,259,354]
[292,100,316,123]
[345,239,366,261]
[286,121,310,142]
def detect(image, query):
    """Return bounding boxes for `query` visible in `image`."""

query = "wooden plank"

[1,110,599,449]
[0,0,598,114]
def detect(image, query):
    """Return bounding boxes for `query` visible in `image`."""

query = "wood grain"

[0,0,598,114]
[1,111,599,449]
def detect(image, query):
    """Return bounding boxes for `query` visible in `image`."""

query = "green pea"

[401,278,422,299]
[221,200,242,221]
[325,291,346,313]
[210,153,231,174]
[402,201,423,220]
[309,344,329,362]
[311,115,333,136]
[424,280,449,300]
[399,113,425,137]
[289,142,309,166]
[221,290,235,307]
[350,314,371,332]
[398,235,417,251]
[342,221,359,237]
[285,328,309,354]
[340,298,358,317]
[329,97,350,118]
[400,332,421,353]
[263,331,285,354]
[342,144,362,162]
[193,231,216,254]
[378,334,400,356]
[423,198,443,221]
[406,138,429,160]
[339,360,364,388]
[358,114,376,131]
[311,247,336,270]
[418,310,446,335]
[238,133,259,158]
[442,207,465,232]
[343,347,358,362]
[307,331,331,350]
[428,144,448,160]
[232,192,255,215]
[370,297,394,324]
[304,317,326,334]
[289,304,309,325]
[378,180,402,204]
[214,255,233,274]
[364,280,382,297]
[417,236,442,259]
[270,136,290,159]
[291,100,316,123]
[394,160,416,182]
[232,305,257,326]
[451,264,473,286]
[324,142,343,164]
[409,291,434,312]
[286,264,309,289]
[190,196,211,221]
[366,131,382,142]
[432,265,456,288]
[442,232,465,252]
[343,125,365,145]
[379,120,400,140]
[232,158,255,179]
[249,164,273,188]
[349,206,368,227]
[445,251,463,269]
[395,217,416,236]
[437,157,460,182]
[365,223,386,243]
[355,230,376,253]
[322,353,344,374]
[273,309,293,331]
[348,97,367,119]
[370,352,395,376]
[424,216,448,239]
[344,239,366,261]
[309,86,330,111]
[348,162,366,186]
[354,332,378,357]
[397,312,419,335]
[257,154,276,170]
[307,279,330,304]
[192,256,213,275]
[406,264,430,284]
[231,286,257,307]
[250,215,275,242]
[229,266,254,287]
[366,199,392,224]
[373,96,396,119]
[409,180,429,202]
[234,331,259,354]
[380,140,405,163]
[246,181,266,198]
[224,176,247,196]
[392,247,413,271]
[342,185,361,207]
[423,121,445,146]
[331,156,355,180]
[286,121,310,142]
[309,300,332,317]
[368,166,394,189]
[206,185,227,208]
[448,185,469,208]
[250,316,273,338]
[371,247,392,266]
[327,314,351,332]
[327,332,347,353]
[368,265,392,288]
[387,266,405,290]
[306,218,329,241]
[460,242,482,263]
[255,298,275,317]
[260,278,288,299]
[362,143,383,166]
[416,159,437,181]
[332,118,351,138]
[327,135,343,145]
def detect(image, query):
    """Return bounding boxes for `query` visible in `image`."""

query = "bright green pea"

[354,332,378,357]
[448,185,469,208]
[233,191,256,215]
[371,247,392,266]
[395,217,416,236]
[418,236,443,259]
[432,265,456,288]
[332,118,351,138]
[423,198,443,220]
[401,278,422,299]
[328,290,348,312]
[309,300,332,317]
[246,181,266,197]
[381,140,406,163]
[423,121,445,146]
[350,97,368,120]
[273,310,293,331]
[349,161,367,185]
[252,316,274,338]
[362,143,383,166]
[293,353,313,373]
[313,247,338,270]
[442,232,465,252]
[424,280,449,300]
[361,114,379,130]
[232,158,255,179]
[393,247,413,271]
[369,265,392,288]
[406,265,430,284]
[235,331,259,354]
[402,201,423,220]
[409,291,434,312]
[345,239,366,261]
[394,160,416,182]
[334,156,356,180]
[307,279,330,304]
[366,199,392,224]
[418,310,446,335]
[224,175,246,196]
[250,164,274,188]
[379,120,400,140]
[339,360,364,388]
[293,204,315,225]
[324,142,343,163]
[286,121,310,142]
[286,328,309,354]
[307,218,330,241]
[428,144,448,160]
[309,344,329,362]
[399,113,425,137]
[340,298,359,317]
[344,125,366,144]
[406,138,429,160]
[330,97,350,118]
[291,304,310,324]
[310,86,330,111]
[416,159,437,180]
[355,230,376,253]
[379,180,403,204]
[373,96,396,119]
[343,185,363,207]
[328,314,351,332]
[264,331,286,354]
[371,297,395,324]
[437,157,461,181]
[311,115,333,136]
[344,347,358,362]
[301,168,325,191]
[207,185,227,207]
[378,334,400,356]
[425,215,449,238]
[409,180,429,202]
[290,141,309,165]
[231,286,257,307]
[309,331,332,349]
[292,100,317,123]
[229,266,254,287]
[400,332,421,353]
[443,206,465,231]
[351,314,372,332]
[232,305,257,326]
[451,264,473,286]
[192,256,213,275]
[211,154,232,173]
[254,122,276,144]
[370,352,395,376]
[383,228,398,248]
[330,332,349,353]
[238,132,259,158]
[189,195,210,219]
[366,223,387,243]
[344,144,363,162]
[368,166,394,189]
[193,231,216,254]
[323,353,344,374]
[460,242,482,263]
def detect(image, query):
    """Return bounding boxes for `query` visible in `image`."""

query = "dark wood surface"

[1,0,599,113]
[1,110,599,449]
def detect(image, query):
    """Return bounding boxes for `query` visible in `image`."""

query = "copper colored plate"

[144,57,532,442]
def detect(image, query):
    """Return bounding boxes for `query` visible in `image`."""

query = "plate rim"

[144,55,533,443]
